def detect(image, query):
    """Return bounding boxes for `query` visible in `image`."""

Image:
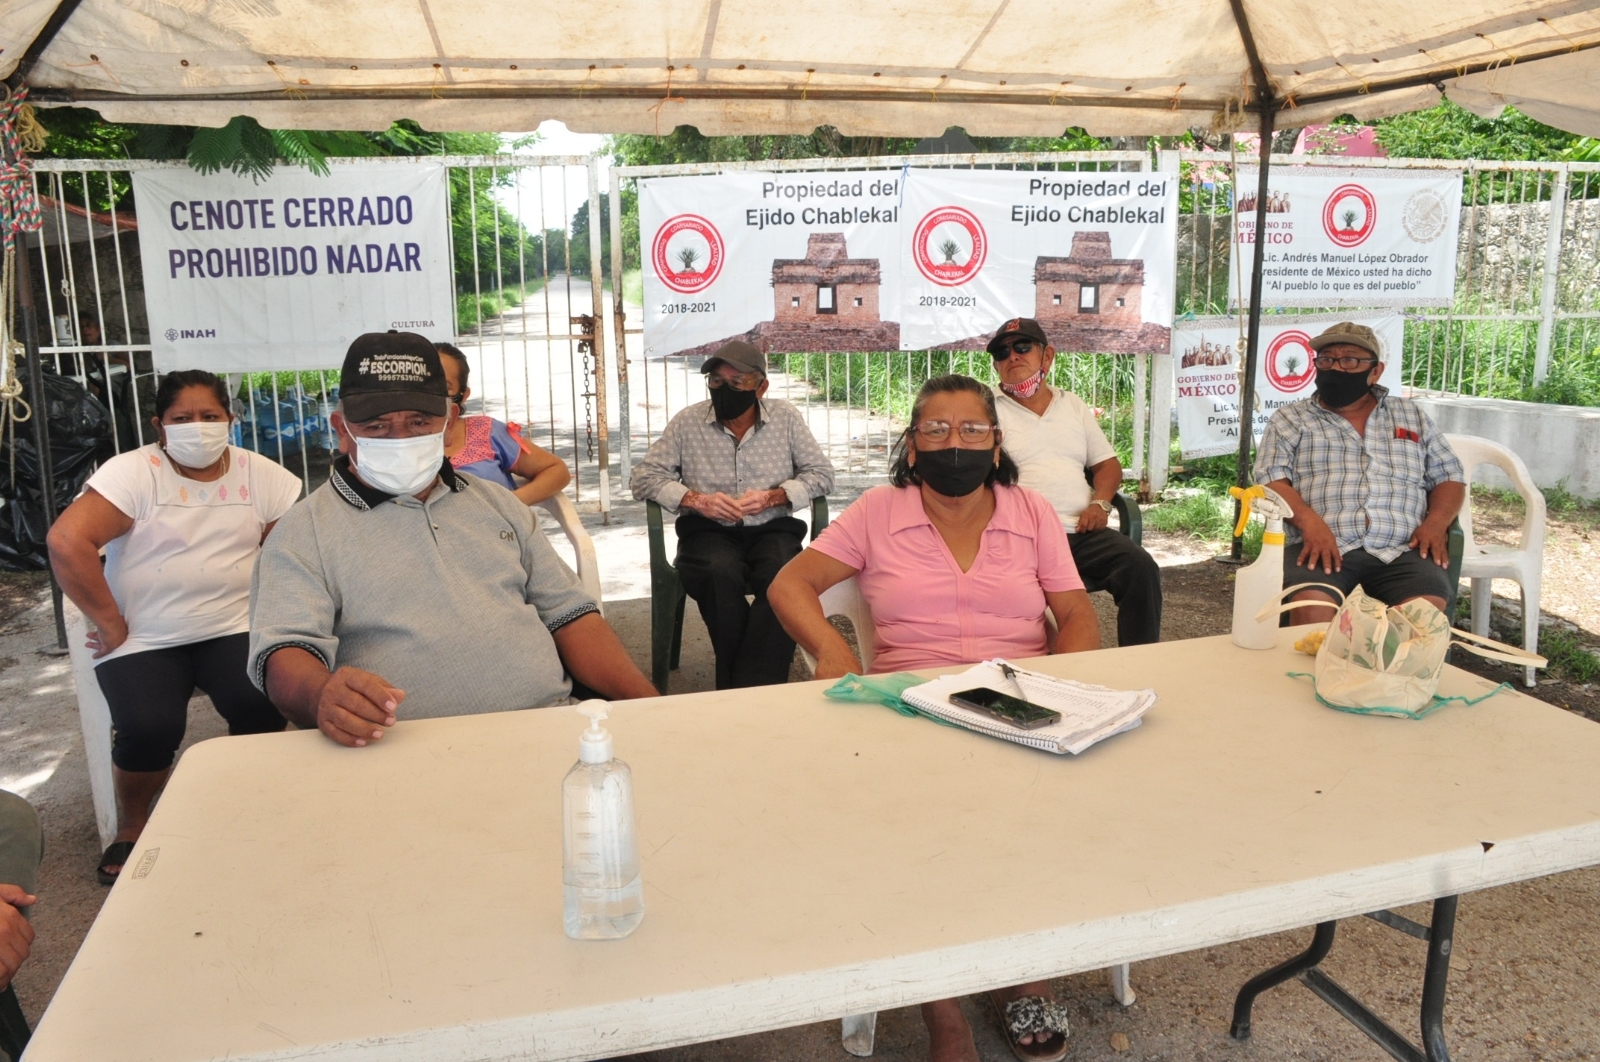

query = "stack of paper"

[901,660,1157,755]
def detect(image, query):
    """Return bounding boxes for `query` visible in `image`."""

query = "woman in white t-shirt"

[47,370,303,885]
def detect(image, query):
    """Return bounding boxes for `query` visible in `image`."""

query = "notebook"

[901,659,1157,755]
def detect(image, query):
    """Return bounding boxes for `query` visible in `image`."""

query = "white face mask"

[350,429,445,497]
[162,422,230,469]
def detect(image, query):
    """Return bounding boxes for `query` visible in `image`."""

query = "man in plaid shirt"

[1254,322,1465,624]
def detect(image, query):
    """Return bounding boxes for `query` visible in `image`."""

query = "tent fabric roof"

[1448,48,1600,139]
[4,1,1599,136]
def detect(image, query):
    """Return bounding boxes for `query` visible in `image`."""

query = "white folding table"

[23,630,1600,1062]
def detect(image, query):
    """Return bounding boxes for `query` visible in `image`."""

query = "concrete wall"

[1410,392,1600,499]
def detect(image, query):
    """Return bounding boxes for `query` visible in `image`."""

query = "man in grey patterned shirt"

[252,331,656,748]
[1254,322,1465,625]
[631,342,835,689]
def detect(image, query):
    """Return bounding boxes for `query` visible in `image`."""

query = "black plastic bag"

[0,366,114,571]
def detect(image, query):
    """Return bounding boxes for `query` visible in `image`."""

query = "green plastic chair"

[646,495,830,694]
[1076,490,1142,598]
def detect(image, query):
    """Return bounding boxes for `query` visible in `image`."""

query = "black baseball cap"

[986,317,1050,358]
[701,340,767,377]
[340,331,449,421]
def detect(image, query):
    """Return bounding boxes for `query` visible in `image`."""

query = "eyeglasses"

[915,421,996,443]
[706,371,763,392]
[1313,354,1377,371]
[992,338,1036,360]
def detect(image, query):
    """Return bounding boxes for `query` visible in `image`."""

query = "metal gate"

[24,154,615,511]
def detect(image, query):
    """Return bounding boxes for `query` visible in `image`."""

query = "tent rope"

[0,86,46,251]
[0,85,43,489]
[648,66,686,136]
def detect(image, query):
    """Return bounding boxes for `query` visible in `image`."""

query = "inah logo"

[167,328,217,340]
[164,328,178,342]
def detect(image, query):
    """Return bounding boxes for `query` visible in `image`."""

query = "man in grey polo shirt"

[251,331,656,748]
[630,341,834,689]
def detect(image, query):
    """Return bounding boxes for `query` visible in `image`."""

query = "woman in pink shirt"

[769,373,1098,1062]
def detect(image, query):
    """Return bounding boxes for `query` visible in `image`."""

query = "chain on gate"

[571,314,596,459]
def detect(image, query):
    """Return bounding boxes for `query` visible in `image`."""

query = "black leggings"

[94,633,286,772]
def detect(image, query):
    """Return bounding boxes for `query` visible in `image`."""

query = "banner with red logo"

[898,168,1178,354]
[638,172,904,358]
[1174,312,1403,459]
[1229,167,1462,308]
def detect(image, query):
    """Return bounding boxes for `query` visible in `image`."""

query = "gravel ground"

[2,490,1598,1061]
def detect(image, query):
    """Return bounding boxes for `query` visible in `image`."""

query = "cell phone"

[948,687,1061,730]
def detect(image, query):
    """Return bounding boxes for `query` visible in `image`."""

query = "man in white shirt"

[988,318,1163,645]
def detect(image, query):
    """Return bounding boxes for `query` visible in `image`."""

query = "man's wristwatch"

[1091,499,1114,513]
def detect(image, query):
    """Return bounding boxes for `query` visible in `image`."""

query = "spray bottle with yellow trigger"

[1228,485,1293,650]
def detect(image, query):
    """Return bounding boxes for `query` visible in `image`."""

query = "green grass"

[1541,627,1600,683]
[622,268,642,307]
[456,277,547,332]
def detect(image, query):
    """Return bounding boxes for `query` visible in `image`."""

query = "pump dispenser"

[562,701,644,939]
[1229,485,1293,650]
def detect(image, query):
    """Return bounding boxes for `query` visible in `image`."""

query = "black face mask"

[1314,368,1372,409]
[915,445,995,498]
[709,384,758,421]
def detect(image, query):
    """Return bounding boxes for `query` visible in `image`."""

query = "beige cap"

[1309,321,1382,359]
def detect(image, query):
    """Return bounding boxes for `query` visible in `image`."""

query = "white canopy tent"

[2,1,1599,138]
[4,0,1598,539]
[1449,48,1600,140]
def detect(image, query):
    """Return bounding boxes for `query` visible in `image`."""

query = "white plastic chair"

[64,601,119,851]
[535,492,603,614]
[799,576,876,673]
[803,578,1135,1056]
[1444,434,1546,687]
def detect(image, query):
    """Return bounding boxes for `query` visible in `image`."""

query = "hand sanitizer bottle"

[562,701,644,939]
[1229,485,1294,650]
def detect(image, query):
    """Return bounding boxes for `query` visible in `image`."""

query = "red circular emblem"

[1264,330,1317,393]
[912,206,987,287]
[1322,184,1377,248]
[652,214,724,294]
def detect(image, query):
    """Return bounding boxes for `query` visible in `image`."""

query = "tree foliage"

[1372,100,1581,161]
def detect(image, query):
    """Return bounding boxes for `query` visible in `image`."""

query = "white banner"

[133,162,455,372]
[898,168,1177,353]
[1175,312,1404,459]
[1229,167,1462,308]
[639,172,904,358]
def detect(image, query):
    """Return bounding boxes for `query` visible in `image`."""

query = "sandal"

[988,992,1070,1062]
[97,840,135,886]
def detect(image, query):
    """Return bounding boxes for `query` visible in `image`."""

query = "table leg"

[1229,897,1459,1062]
[1229,920,1337,1040]
[1420,894,1459,1062]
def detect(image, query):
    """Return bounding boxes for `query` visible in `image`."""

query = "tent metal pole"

[1230,104,1278,560]
[3,0,90,89]
[14,241,68,648]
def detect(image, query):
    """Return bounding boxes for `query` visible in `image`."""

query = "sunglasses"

[992,338,1037,360]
